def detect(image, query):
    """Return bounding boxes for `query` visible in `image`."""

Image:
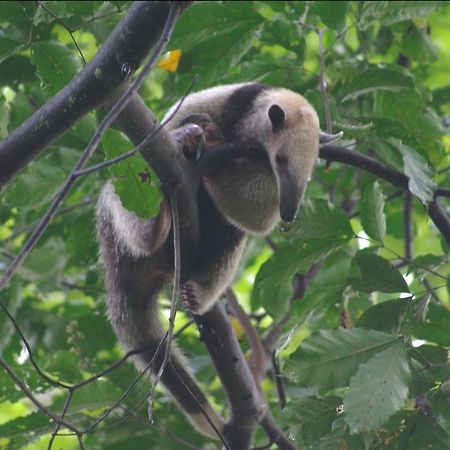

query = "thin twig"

[48,389,74,450]
[226,288,267,384]
[147,187,181,412]
[73,74,200,178]
[0,357,82,438]
[37,1,87,64]
[5,197,96,242]
[271,352,287,410]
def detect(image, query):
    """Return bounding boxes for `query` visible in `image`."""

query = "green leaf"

[67,379,123,413]
[359,2,446,30]
[360,181,386,242]
[18,238,67,285]
[389,139,437,205]
[285,328,399,389]
[385,413,450,450]
[0,37,25,64]
[432,86,450,109]
[412,302,450,346]
[0,98,10,139]
[1,158,66,210]
[252,200,352,319]
[282,396,341,444]
[252,236,345,319]
[312,1,349,30]
[0,281,22,352]
[357,299,411,334]
[349,253,410,294]
[168,2,264,85]
[290,199,354,242]
[402,23,439,62]
[0,411,50,439]
[344,341,411,433]
[103,129,162,219]
[0,1,35,23]
[340,68,415,103]
[31,41,82,97]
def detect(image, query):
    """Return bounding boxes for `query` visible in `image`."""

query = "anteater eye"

[276,154,288,166]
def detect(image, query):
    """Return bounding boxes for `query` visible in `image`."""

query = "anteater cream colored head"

[243,88,320,222]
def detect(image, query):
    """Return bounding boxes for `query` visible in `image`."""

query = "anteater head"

[254,88,321,223]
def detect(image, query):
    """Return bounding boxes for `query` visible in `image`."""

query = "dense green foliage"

[1,1,450,449]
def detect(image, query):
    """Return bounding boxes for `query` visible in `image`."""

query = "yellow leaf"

[159,49,182,73]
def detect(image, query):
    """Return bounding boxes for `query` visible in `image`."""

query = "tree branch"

[320,145,450,243]
[193,303,267,450]
[0,1,190,189]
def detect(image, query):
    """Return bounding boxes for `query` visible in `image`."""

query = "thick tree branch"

[194,303,267,450]
[0,1,189,189]
[320,145,450,243]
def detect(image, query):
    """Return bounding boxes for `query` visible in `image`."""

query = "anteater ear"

[268,104,285,132]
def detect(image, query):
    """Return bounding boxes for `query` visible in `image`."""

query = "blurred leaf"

[67,379,123,413]
[312,1,349,30]
[0,98,10,139]
[168,2,264,85]
[359,2,446,30]
[402,23,439,61]
[0,411,50,440]
[349,253,410,294]
[432,86,450,109]
[0,38,25,64]
[0,1,36,23]
[360,181,386,243]
[340,68,415,103]
[344,341,411,433]
[31,41,82,97]
[285,328,399,389]
[18,238,67,285]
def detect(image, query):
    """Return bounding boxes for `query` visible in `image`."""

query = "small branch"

[272,352,287,410]
[0,357,82,439]
[37,1,87,65]
[148,188,181,410]
[225,289,267,384]
[48,390,74,450]
[194,303,266,450]
[320,145,450,243]
[260,413,297,450]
